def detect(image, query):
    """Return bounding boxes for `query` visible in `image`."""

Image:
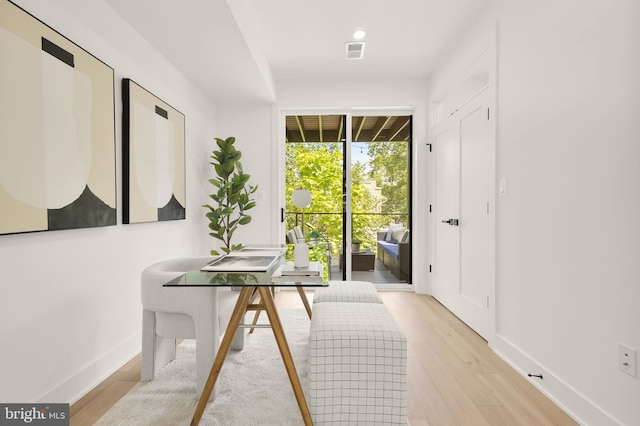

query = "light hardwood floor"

[70,290,577,425]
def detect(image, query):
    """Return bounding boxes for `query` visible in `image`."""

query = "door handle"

[441,218,459,226]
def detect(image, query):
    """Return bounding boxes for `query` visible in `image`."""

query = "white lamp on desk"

[291,189,311,268]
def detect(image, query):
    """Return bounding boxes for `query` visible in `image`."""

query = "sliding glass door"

[284,113,412,284]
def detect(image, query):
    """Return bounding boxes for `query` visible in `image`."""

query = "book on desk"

[271,261,324,282]
[199,246,287,272]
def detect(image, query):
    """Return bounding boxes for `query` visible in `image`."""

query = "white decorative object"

[294,239,309,269]
[291,188,312,240]
[291,189,312,209]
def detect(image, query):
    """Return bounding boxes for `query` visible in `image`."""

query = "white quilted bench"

[309,296,407,425]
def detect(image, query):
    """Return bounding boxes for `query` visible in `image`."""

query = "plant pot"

[351,243,361,253]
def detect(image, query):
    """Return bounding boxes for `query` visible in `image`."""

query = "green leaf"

[223,160,235,173]
[234,174,250,187]
[228,193,240,205]
[217,186,227,199]
[238,216,251,225]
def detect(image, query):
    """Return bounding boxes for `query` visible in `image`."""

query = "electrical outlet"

[618,344,636,377]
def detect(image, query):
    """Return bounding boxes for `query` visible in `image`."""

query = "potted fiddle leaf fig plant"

[203,136,258,255]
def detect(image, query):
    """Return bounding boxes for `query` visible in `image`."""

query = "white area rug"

[96,309,309,425]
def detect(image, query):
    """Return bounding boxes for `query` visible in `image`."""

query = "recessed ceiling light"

[353,30,366,40]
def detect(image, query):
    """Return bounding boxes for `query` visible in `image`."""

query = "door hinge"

[486,296,490,308]
[487,108,490,120]
[426,143,432,152]
[429,265,432,273]
[429,204,432,213]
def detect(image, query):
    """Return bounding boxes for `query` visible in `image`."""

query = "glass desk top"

[163,248,328,287]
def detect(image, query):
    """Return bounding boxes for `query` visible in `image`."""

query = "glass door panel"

[285,115,345,279]
[350,115,411,283]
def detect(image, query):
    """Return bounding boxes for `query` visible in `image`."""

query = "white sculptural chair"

[141,256,245,401]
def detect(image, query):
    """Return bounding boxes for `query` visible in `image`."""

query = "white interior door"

[432,89,493,339]
[432,124,460,306]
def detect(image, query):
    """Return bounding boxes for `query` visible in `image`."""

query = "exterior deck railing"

[286,211,408,257]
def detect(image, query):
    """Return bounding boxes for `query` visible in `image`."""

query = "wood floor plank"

[406,346,457,424]
[412,340,493,426]
[71,381,139,425]
[477,373,573,425]
[419,329,502,406]
[477,404,524,426]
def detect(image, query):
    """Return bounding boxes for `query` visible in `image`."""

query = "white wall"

[0,0,217,403]
[214,105,276,247]
[429,0,640,424]
[276,79,430,293]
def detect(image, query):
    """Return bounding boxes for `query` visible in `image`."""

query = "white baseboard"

[37,331,142,405]
[490,335,621,426]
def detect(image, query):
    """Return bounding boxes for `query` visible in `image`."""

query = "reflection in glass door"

[284,114,411,284]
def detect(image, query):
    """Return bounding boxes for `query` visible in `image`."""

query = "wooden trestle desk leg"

[248,286,275,333]
[190,286,254,426]
[296,285,313,319]
[258,286,313,426]
[251,286,311,326]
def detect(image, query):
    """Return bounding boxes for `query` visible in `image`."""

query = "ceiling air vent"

[345,42,365,60]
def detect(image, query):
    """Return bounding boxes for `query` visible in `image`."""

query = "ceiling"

[104,0,493,104]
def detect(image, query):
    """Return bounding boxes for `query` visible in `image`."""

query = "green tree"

[285,142,381,254]
[368,141,409,222]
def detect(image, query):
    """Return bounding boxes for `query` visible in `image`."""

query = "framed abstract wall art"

[0,0,117,235]
[122,79,186,224]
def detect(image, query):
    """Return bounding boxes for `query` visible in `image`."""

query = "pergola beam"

[387,117,410,141]
[353,116,366,142]
[295,116,306,142]
[370,116,392,141]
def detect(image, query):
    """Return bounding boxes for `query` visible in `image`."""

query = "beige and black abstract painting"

[122,79,185,224]
[0,0,116,235]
